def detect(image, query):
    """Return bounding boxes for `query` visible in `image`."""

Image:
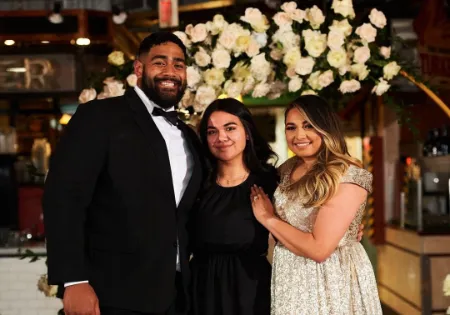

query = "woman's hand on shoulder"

[250,185,275,224]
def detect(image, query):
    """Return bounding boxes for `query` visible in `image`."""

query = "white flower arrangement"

[172,0,403,112]
[78,0,423,118]
[444,274,450,314]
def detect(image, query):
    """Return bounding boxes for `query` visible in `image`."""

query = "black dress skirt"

[190,172,278,315]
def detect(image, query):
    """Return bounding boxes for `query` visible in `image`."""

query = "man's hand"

[357,224,365,242]
[63,283,100,315]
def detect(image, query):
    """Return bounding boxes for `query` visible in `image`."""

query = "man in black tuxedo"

[43,32,203,315]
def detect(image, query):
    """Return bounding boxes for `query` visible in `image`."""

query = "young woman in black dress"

[189,98,278,315]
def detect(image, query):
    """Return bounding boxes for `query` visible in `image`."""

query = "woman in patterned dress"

[250,95,382,315]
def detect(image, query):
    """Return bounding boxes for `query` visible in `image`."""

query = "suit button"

[173,242,178,248]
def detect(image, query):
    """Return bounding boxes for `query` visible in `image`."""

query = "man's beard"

[141,69,186,110]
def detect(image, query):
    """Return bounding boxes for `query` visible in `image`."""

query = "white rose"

[206,21,220,36]
[225,80,244,98]
[107,51,125,66]
[213,14,227,27]
[281,2,297,14]
[181,90,195,108]
[445,275,450,296]
[203,68,225,87]
[194,48,211,67]
[307,71,322,90]
[240,8,270,32]
[339,79,361,94]
[369,8,387,29]
[103,78,125,97]
[353,45,371,64]
[291,9,306,23]
[273,12,293,28]
[186,66,202,89]
[78,88,97,104]
[232,62,250,81]
[306,5,325,29]
[301,89,317,95]
[252,82,271,98]
[327,29,345,51]
[380,46,391,59]
[351,64,370,80]
[252,32,268,47]
[208,14,228,34]
[286,67,297,78]
[250,53,272,82]
[330,19,353,37]
[234,35,251,57]
[283,47,302,68]
[339,64,351,76]
[242,76,256,95]
[331,0,355,19]
[383,61,401,80]
[356,23,377,43]
[185,24,193,37]
[126,74,137,87]
[319,70,334,88]
[371,78,390,95]
[190,23,208,43]
[194,85,216,111]
[295,56,315,75]
[279,31,300,52]
[173,31,191,48]
[327,48,347,68]
[270,48,283,61]
[288,76,303,92]
[246,38,260,57]
[212,48,231,69]
[218,23,249,50]
[218,30,236,50]
[303,29,327,57]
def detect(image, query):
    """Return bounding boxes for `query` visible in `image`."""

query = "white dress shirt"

[65,86,193,287]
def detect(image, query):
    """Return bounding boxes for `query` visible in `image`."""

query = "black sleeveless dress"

[190,172,278,315]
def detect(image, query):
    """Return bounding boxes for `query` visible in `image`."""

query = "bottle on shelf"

[430,128,442,156]
[423,130,435,157]
[439,125,450,156]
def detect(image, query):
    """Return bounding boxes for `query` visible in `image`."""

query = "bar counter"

[378,226,450,315]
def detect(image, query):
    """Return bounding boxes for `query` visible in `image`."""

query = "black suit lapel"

[125,89,176,207]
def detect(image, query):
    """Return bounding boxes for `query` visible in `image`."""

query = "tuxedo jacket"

[43,89,204,313]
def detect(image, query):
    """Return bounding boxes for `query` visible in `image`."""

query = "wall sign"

[0,54,76,93]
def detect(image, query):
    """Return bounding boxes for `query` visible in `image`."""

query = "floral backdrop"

[78,0,424,123]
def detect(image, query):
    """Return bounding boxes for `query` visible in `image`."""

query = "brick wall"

[0,257,62,315]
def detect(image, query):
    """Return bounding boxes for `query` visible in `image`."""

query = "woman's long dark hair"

[198,98,278,185]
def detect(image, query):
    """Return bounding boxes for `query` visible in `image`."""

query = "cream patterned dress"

[271,157,382,315]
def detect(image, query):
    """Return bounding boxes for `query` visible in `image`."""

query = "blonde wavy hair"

[285,96,362,208]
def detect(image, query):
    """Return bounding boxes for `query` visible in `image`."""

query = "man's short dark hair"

[137,32,187,59]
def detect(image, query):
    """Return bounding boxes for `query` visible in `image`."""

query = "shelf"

[423,191,449,196]
[422,155,450,173]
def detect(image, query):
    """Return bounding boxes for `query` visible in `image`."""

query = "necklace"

[216,172,249,186]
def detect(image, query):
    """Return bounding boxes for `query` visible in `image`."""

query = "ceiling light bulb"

[76,38,90,46]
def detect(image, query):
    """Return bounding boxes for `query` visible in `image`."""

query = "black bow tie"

[152,107,179,126]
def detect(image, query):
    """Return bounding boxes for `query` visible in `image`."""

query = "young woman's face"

[206,111,247,163]
[285,108,322,159]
